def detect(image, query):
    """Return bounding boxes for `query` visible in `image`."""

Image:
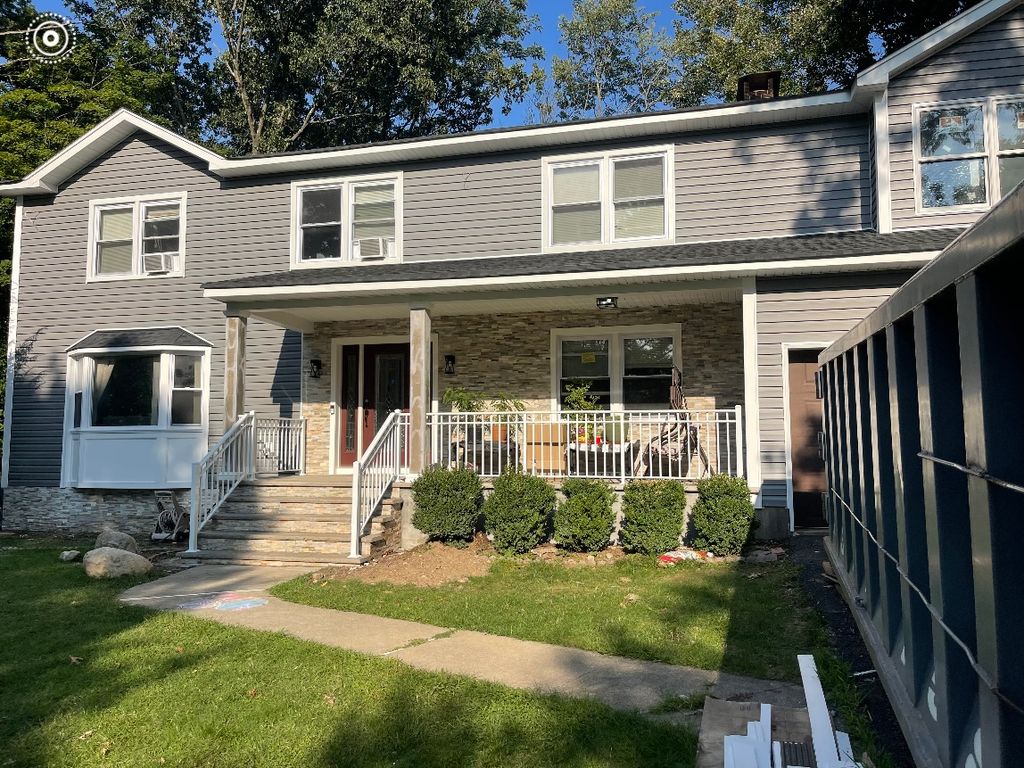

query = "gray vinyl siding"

[9,134,301,487]
[888,4,1024,231]
[755,271,915,509]
[401,117,874,260]
[403,154,542,260]
[675,117,873,242]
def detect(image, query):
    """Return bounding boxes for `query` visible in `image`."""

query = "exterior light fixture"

[596,296,618,309]
[308,358,323,379]
[444,354,456,375]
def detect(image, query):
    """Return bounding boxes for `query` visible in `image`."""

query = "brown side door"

[788,349,827,528]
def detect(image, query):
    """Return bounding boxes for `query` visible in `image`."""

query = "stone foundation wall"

[3,487,178,537]
[302,302,744,473]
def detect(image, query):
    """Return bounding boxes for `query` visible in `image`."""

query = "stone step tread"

[245,476,353,488]
[217,510,350,523]
[224,496,351,506]
[199,532,352,544]
[183,550,366,567]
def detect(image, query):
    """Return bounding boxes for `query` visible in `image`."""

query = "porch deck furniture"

[631,369,715,479]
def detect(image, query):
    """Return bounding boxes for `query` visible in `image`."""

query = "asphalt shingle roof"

[203,229,963,292]
[68,327,212,351]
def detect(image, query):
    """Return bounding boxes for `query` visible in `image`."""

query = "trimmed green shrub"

[483,470,556,554]
[411,465,482,542]
[691,474,755,555]
[619,480,687,554]
[554,478,615,552]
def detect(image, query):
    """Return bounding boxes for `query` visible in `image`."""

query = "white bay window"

[62,328,211,489]
[544,147,673,250]
[292,174,402,266]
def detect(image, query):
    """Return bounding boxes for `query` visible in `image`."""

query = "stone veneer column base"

[3,487,180,538]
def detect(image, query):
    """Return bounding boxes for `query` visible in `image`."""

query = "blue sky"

[26,0,680,128]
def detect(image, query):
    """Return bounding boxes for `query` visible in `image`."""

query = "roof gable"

[0,110,222,196]
[856,0,1022,88]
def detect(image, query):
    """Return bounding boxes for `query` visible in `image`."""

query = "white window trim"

[549,324,682,411]
[912,94,1024,215]
[63,345,211,432]
[541,145,675,254]
[290,171,404,269]
[86,192,187,281]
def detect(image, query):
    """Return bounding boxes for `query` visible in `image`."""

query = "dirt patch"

[318,535,496,587]
[314,537,635,587]
[532,542,628,567]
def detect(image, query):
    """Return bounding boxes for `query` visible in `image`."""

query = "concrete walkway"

[121,565,805,714]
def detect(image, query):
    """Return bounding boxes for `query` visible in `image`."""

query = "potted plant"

[489,392,525,442]
[441,387,488,459]
[562,380,601,444]
[442,386,488,414]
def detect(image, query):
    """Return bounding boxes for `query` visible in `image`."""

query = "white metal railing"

[351,410,410,558]
[255,417,306,475]
[426,407,743,482]
[188,412,308,552]
[188,411,256,552]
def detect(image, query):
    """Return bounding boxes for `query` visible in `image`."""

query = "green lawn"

[272,555,818,682]
[0,539,694,767]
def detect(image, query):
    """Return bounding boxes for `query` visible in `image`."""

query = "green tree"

[668,0,855,106]
[552,0,671,119]
[668,0,983,107]
[208,0,544,153]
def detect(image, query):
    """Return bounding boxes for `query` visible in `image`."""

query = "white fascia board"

[856,0,1021,88]
[0,110,223,197]
[209,91,857,177]
[203,251,940,303]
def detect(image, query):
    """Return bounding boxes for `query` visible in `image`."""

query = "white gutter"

[203,251,940,303]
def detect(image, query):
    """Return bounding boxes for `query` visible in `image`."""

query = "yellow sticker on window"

[581,352,597,364]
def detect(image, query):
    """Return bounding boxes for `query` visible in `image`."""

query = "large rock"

[83,547,153,578]
[95,529,139,554]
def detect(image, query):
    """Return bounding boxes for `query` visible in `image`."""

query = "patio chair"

[631,368,714,479]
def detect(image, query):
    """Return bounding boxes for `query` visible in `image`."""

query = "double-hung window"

[89,194,185,279]
[545,147,673,250]
[554,326,680,411]
[293,174,402,266]
[915,96,1024,211]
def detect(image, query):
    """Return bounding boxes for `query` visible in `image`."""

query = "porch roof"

[203,229,960,296]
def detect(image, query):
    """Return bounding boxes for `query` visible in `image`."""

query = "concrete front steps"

[185,476,403,567]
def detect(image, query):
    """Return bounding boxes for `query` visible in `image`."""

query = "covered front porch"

[223,278,758,481]
[194,277,764,558]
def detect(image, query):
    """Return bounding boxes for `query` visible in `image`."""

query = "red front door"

[338,343,410,468]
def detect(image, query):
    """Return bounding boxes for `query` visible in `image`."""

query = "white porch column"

[742,278,763,502]
[224,313,247,429]
[409,306,431,473]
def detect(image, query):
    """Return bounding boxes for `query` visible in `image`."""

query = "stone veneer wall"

[3,487,179,537]
[302,302,744,474]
